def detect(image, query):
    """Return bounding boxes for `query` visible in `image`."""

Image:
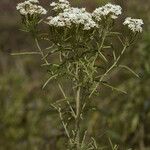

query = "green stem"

[75,86,81,150]
[99,31,106,52]
[75,62,81,150]
[100,45,127,82]
[35,38,49,65]
[98,28,108,62]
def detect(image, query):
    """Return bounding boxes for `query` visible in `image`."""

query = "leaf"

[91,137,98,149]
[131,115,139,132]
[11,52,40,56]
[118,65,140,78]
[89,83,99,98]
[103,46,111,49]
[117,35,125,46]
[112,50,117,61]
[109,138,114,150]
[41,63,59,67]
[98,51,108,62]
[42,74,58,89]
[109,32,122,35]
[102,82,127,94]
[19,29,29,33]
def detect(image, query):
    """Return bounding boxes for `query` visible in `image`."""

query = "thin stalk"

[35,38,49,65]
[11,52,40,56]
[58,84,76,118]
[75,63,81,150]
[75,86,81,150]
[51,104,72,144]
[100,45,127,82]
[98,31,107,52]
[98,28,108,62]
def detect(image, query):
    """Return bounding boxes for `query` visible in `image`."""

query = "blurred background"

[0,0,150,149]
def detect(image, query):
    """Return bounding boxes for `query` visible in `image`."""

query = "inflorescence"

[92,3,122,21]
[50,0,70,11]
[47,7,98,30]
[123,17,144,32]
[16,0,47,16]
[16,0,144,32]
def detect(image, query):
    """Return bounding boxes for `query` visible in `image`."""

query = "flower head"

[92,3,122,21]
[123,17,144,32]
[46,7,97,30]
[16,0,47,16]
[28,0,39,3]
[50,0,70,11]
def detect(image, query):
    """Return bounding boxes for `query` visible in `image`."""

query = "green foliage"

[0,0,149,150]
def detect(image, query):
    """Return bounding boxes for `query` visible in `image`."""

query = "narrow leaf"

[98,51,108,62]
[109,32,122,35]
[103,46,111,49]
[117,35,125,46]
[102,82,127,94]
[42,74,58,89]
[89,83,99,98]
[119,65,140,78]
[11,52,40,56]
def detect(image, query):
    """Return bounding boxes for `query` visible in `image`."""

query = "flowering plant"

[16,0,143,149]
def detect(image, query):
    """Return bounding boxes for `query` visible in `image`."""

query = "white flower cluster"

[16,0,47,16]
[123,17,144,32]
[16,0,144,33]
[92,3,122,21]
[28,0,39,3]
[50,0,70,11]
[47,6,97,30]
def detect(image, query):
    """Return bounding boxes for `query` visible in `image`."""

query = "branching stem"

[35,38,49,65]
[100,45,128,81]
